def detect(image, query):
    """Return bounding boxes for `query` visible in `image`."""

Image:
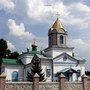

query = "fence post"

[33,73,39,90]
[0,72,6,90]
[59,73,65,90]
[82,74,88,90]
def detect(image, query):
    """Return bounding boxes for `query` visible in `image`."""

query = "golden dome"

[52,18,63,29]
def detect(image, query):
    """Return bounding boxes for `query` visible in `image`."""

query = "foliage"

[0,39,11,74]
[0,39,9,59]
[85,71,90,75]
[8,52,19,59]
[27,55,44,82]
[0,38,20,74]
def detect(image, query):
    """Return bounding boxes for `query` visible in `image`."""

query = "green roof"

[2,58,23,65]
[29,51,41,55]
[22,51,41,56]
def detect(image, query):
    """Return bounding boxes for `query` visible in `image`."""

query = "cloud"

[69,39,90,70]
[60,2,90,29]
[7,41,16,51]
[26,0,53,22]
[0,0,15,11]
[70,39,90,52]
[62,0,83,5]
[26,0,69,22]
[7,19,35,39]
[24,0,90,29]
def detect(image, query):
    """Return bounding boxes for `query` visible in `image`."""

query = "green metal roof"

[2,58,23,65]
[22,51,41,56]
[29,51,41,55]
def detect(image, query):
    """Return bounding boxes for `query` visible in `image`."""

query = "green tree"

[0,39,11,74]
[27,55,44,82]
[9,52,19,59]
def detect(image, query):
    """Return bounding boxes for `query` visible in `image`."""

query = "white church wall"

[44,50,53,57]
[24,65,32,81]
[19,55,33,65]
[5,65,23,81]
[72,73,77,81]
[53,63,85,81]
[52,49,73,58]
[41,60,52,82]
[53,64,70,74]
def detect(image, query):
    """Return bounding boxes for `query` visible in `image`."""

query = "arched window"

[49,36,52,45]
[12,71,18,81]
[60,35,64,44]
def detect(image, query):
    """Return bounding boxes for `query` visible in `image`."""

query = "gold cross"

[56,11,60,18]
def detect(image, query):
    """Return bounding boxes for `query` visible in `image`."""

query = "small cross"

[56,11,60,18]
[32,38,36,45]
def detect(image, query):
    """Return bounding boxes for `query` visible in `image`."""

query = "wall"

[45,47,73,58]
[65,82,83,90]
[5,65,23,81]
[52,48,73,58]
[5,82,33,90]
[39,82,59,90]
[41,59,52,82]
[1,73,90,90]
[87,81,90,90]
[19,54,33,64]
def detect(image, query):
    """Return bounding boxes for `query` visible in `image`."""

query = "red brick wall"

[0,76,6,90]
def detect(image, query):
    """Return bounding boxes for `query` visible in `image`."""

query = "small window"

[60,35,64,44]
[49,37,51,43]
[46,69,51,77]
[49,37,52,45]
[12,71,18,81]
[77,70,81,77]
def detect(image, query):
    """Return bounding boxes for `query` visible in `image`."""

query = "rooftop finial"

[32,38,36,45]
[56,11,60,19]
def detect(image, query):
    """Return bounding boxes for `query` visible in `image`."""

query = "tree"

[27,55,44,82]
[9,52,19,59]
[0,39,8,59]
[85,71,90,75]
[0,39,11,74]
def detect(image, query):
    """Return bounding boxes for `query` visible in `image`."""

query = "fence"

[0,73,90,90]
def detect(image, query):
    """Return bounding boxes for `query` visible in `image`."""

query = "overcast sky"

[0,0,90,70]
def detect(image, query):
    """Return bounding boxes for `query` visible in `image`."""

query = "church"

[1,17,86,82]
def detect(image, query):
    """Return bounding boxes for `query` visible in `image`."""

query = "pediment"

[53,53,78,64]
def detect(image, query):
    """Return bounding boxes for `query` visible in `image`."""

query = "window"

[60,35,64,44]
[77,70,81,77]
[1,66,5,73]
[46,69,51,77]
[12,71,18,81]
[49,37,52,45]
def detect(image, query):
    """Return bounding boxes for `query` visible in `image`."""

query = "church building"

[1,17,86,82]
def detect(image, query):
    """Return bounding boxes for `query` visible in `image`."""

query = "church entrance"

[56,68,78,82]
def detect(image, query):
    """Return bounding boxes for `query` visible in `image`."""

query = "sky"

[0,0,90,70]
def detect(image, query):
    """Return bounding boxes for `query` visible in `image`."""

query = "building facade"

[1,17,86,82]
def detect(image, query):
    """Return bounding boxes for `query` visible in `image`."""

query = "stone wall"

[39,82,59,90]
[87,81,90,90]
[5,82,59,90]
[5,82,33,90]
[65,82,83,90]
[1,73,90,90]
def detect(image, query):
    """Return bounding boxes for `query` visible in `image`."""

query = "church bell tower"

[48,18,67,47]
